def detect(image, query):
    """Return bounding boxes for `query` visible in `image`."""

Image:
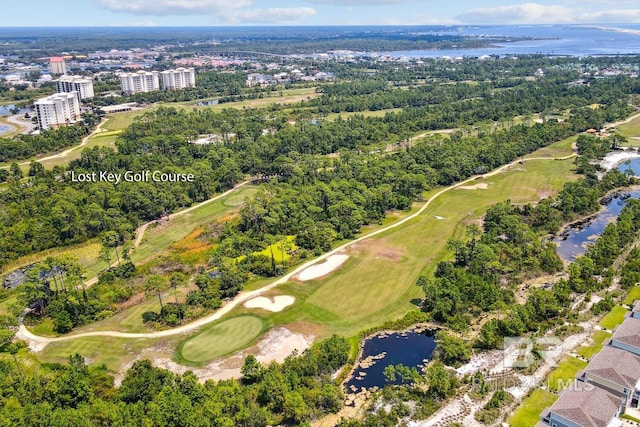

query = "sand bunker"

[297,254,349,281]
[244,295,295,312]
[601,150,640,170]
[458,182,488,190]
[434,215,446,220]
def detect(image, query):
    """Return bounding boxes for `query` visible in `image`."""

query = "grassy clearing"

[546,356,587,392]
[525,134,577,159]
[508,389,557,427]
[224,187,257,207]
[599,305,628,330]
[325,108,402,121]
[39,336,159,370]
[178,315,264,363]
[575,330,612,360]
[255,236,298,263]
[131,186,257,264]
[624,285,640,306]
[102,110,149,131]
[0,295,17,316]
[2,241,105,280]
[617,114,640,138]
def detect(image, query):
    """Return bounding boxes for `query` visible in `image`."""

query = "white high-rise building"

[49,57,66,75]
[56,76,95,100]
[160,67,196,90]
[34,92,81,130]
[118,70,160,95]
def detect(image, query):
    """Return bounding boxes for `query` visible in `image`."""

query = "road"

[17,152,574,344]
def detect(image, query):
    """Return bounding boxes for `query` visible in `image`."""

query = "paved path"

[17,153,574,344]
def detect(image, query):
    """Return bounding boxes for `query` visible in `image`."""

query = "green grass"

[508,389,557,427]
[325,108,402,121]
[131,186,257,264]
[575,330,612,359]
[617,114,640,138]
[102,110,149,131]
[599,305,628,330]
[26,318,56,337]
[0,295,17,316]
[624,285,640,306]
[39,336,158,371]
[254,236,298,262]
[546,356,587,392]
[224,187,258,207]
[525,134,577,159]
[178,315,265,363]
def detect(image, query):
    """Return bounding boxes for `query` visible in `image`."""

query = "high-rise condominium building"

[118,70,160,95]
[34,92,81,130]
[56,76,95,100]
[49,57,66,75]
[160,67,196,90]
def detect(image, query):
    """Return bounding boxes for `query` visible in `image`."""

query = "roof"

[611,316,640,348]
[50,57,64,62]
[633,300,640,314]
[583,345,640,389]
[544,380,620,427]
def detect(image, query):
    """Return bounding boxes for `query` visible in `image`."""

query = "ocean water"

[379,24,640,58]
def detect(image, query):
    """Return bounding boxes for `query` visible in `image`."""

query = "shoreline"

[600,148,640,170]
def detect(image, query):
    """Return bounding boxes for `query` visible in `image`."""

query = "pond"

[617,158,640,177]
[0,124,10,135]
[196,99,219,106]
[0,104,31,116]
[554,189,640,262]
[345,329,437,392]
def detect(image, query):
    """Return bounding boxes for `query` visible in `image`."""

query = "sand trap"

[434,215,446,220]
[601,150,640,170]
[458,182,488,190]
[297,254,349,281]
[244,295,295,312]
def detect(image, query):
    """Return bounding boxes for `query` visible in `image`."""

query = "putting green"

[179,316,264,363]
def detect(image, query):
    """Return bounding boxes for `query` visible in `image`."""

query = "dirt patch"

[373,248,404,262]
[243,295,296,312]
[115,292,146,311]
[458,183,489,190]
[297,254,349,281]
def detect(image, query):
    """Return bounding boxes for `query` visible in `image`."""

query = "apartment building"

[49,57,66,75]
[160,67,195,90]
[56,76,95,100]
[34,92,81,130]
[118,70,159,95]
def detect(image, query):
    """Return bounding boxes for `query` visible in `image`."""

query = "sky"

[1,0,640,26]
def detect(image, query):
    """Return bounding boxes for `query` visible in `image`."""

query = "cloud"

[456,2,640,24]
[307,0,417,4]
[98,0,251,16]
[456,3,575,24]
[224,7,316,23]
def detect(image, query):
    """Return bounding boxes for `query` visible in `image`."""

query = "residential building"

[49,57,66,75]
[577,345,640,406]
[118,70,159,95]
[610,315,640,357]
[34,92,81,130]
[160,67,196,90]
[537,380,623,427]
[56,76,95,100]
[632,301,640,319]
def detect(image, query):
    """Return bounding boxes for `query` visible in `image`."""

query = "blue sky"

[2,0,640,26]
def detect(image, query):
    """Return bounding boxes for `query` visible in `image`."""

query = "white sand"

[244,295,296,312]
[297,254,349,281]
[458,182,488,190]
[434,215,446,220]
[600,150,640,170]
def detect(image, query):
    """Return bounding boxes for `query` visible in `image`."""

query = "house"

[537,380,623,427]
[632,301,640,319]
[610,316,640,357]
[577,345,640,408]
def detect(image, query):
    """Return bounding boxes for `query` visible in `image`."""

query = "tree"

[241,355,264,384]
[9,162,23,182]
[145,275,167,312]
[435,331,472,367]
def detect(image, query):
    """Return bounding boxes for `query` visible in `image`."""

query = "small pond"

[0,104,31,116]
[0,124,10,135]
[617,158,640,177]
[196,99,219,106]
[555,189,640,261]
[345,329,437,392]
